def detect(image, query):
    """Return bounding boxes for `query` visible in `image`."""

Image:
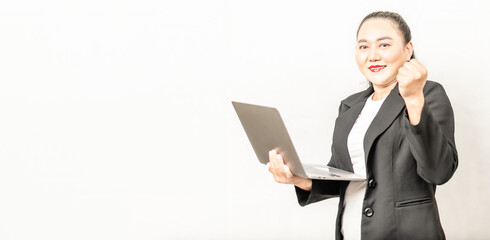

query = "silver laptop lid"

[232,101,307,178]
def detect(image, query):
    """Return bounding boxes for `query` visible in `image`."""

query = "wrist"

[404,93,425,125]
[403,92,424,107]
[294,177,312,191]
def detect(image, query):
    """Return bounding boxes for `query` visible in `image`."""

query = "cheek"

[355,53,366,68]
[381,48,405,64]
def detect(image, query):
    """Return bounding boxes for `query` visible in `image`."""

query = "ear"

[405,41,414,61]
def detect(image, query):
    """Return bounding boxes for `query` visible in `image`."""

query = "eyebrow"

[357,36,393,43]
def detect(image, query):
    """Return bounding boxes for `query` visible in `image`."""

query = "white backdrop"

[0,0,489,239]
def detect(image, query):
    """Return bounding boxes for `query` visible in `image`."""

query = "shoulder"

[423,80,450,102]
[334,87,372,115]
[421,80,455,125]
[423,80,444,92]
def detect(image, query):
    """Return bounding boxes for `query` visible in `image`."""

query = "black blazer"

[295,81,458,240]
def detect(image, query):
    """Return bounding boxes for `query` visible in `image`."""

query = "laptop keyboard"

[304,165,340,177]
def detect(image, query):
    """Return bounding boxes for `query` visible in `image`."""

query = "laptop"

[232,101,365,181]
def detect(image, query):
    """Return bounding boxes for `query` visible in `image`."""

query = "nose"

[368,47,380,62]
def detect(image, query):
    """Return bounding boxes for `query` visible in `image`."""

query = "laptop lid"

[232,101,308,178]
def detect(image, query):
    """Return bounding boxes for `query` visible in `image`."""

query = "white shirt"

[341,93,385,240]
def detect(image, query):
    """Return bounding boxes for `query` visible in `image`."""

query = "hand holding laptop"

[268,150,312,191]
[232,101,365,182]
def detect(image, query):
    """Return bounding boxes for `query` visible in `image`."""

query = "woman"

[267,11,458,240]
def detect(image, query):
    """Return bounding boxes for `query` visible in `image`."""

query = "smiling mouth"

[368,65,386,72]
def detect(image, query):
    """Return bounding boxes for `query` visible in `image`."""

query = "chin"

[366,74,395,87]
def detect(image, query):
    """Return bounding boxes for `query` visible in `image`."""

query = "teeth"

[369,66,385,72]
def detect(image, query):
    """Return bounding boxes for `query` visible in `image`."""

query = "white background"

[0,0,489,239]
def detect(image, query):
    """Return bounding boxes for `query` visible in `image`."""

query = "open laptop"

[232,101,365,181]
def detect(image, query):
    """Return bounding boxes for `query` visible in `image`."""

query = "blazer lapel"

[332,87,373,172]
[363,84,406,164]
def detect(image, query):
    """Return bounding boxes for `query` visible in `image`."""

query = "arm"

[268,145,342,206]
[397,60,458,185]
[294,154,343,206]
[267,150,312,191]
[268,101,347,206]
[293,102,351,206]
[404,82,458,184]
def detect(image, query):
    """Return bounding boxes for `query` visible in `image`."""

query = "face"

[355,18,413,88]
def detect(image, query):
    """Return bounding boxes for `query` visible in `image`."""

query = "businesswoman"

[267,11,458,240]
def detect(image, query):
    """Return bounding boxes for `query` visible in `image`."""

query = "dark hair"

[357,11,415,59]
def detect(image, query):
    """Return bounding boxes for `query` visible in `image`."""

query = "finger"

[408,59,427,73]
[275,153,287,172]
[273,154,288,177]
[412,60,427,76]
[269,150,276,161]
[269,150,279,168]
[405,61,426,81]
[274,154,286,169]
[282,164,293,178]
[403,61,417,72]
[408,58,418,64]
[397,67,410,81]
[408,58,422,68]
[275,153,285,164]
[278,155,292,179]
[269,150,285,177]
[268,161,280,179]
[398,65,409,75]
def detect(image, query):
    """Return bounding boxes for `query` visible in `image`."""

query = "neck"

[371,81,397,101]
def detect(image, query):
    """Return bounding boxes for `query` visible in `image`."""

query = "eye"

[380,43,390,48]
[358,45,368,50]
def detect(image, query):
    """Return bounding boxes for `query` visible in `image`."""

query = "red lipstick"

[368,65,386,72]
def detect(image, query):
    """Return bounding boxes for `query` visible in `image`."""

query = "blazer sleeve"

[294,102,349,206]
[294,155,345,206]
[404,81,458,185]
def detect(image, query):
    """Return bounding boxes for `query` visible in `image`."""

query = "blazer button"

[368,179,376,188]
[364,207,374,217]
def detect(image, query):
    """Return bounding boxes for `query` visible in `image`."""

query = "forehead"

[357,18,403,41]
